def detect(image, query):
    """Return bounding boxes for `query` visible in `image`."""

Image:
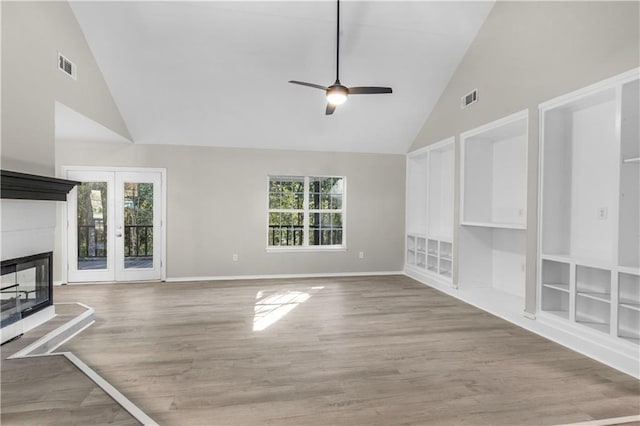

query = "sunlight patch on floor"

[253,286,323,331]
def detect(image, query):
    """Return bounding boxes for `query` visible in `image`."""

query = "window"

[268,176,345,250]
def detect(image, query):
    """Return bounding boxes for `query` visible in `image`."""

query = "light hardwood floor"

[4,275,640,425]
[1,304,138,425]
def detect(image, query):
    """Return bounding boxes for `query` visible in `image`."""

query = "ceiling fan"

[289,0,393,115]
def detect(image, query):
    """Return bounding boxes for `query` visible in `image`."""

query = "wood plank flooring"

[0,304,138,425]
[5,275,640,425]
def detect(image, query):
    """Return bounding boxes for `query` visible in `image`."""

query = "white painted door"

[67,169,163,283]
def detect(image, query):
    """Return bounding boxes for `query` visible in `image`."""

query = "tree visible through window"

[268,176,345,248]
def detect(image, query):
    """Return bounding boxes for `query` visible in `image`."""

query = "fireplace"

[1,170,78,343]
[1,252,53,329]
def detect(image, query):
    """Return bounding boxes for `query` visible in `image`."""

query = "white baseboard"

[404,269,640,379]
[166,270,404,283]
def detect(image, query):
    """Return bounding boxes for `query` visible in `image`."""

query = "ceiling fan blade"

[349,86,393,95]
[289,81,328,91]
[326,104,336,115]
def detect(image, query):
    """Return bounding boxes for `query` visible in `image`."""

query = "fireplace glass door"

[67,169,162,283]
[1,253,52,327]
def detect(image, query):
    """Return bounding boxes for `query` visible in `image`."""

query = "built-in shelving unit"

[458,110,528,307]
[405,138,454,285]
[538,69,640,375]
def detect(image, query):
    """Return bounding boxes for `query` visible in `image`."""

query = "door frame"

[61,166,167,284]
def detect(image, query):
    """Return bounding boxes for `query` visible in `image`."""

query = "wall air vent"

[461,89,478,109]
[57,52,77,80]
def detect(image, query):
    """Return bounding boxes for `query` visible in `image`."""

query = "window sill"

[266,246,347,253]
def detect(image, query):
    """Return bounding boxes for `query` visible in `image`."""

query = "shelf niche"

[541,88,619,264]
[405,138,454,284]
[461,113,527,228]
[538,68,640,356]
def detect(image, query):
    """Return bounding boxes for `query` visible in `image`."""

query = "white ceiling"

[70,1,493,154]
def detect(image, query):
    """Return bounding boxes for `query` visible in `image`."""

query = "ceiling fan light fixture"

[327,86,348,105]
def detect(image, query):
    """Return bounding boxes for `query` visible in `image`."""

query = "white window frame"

[266,175,347,252]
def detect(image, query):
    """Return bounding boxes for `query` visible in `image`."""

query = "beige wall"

[410,1,640,312]
[55,142,406,280]
[1,1,130,175]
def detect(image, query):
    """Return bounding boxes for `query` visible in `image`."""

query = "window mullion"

[303,176,310,247]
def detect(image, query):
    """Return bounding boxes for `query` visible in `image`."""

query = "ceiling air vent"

[461,89,478,109]
[57,52,77,80]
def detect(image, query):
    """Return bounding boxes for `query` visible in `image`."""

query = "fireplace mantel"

[1,170,79,201]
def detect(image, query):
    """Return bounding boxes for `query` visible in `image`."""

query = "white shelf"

[619,301,640,312]
[541,254,612,270]
[461,221,526,230]
[620,336,640,345]
[579,321,610,334]
[618,266,640,276]
[543,283,570,293]
[545,310,570,321]
[623,157,640,163]
[577,291,611,303]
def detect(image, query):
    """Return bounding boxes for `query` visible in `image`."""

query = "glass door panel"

[115,172,161,281]
[67,171,115,282]
[77,182,108,270]
[123,182,154,269]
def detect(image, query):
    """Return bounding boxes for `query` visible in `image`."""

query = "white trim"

[538,68,639,111]
[8,302,94,359]
[555,415,640,426]
[7,302,158,426]
[61,352,158,426]
[266,175,347,250]
[406,136,454,157]
[265,246,347,253]
[60,166,167,283]
[460,221,527,230]
[166,271,404,283]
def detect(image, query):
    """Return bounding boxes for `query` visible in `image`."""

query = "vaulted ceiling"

[70,1,493,154]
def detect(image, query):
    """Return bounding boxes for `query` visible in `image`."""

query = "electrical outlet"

[597,207,608,220]
[232,254,238,262]
[358,251,364,259]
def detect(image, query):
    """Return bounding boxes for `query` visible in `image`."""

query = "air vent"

[57,52,77,80]
[461,89,478,109]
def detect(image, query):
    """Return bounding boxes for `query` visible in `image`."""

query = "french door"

[66,169,164,283]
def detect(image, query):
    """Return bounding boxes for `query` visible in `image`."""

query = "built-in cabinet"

[405,138,454,284]
[538,70,639,350]
[405,69,639,378]
[458,111,528,307]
